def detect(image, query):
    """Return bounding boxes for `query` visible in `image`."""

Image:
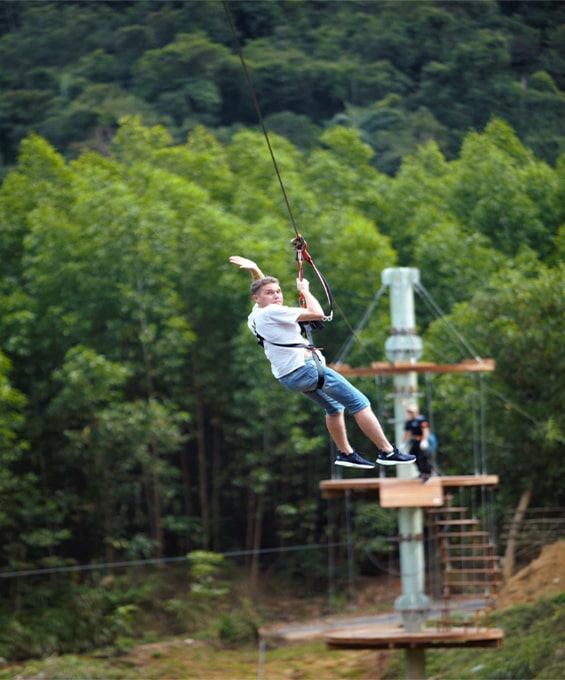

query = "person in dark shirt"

[403,403,432,480]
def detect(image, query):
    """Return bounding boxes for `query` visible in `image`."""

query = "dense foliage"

[0,114,563,578]
[0,0,563,661]
[0,1,564,175]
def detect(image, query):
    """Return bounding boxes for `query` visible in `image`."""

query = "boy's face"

[253,282,283,307]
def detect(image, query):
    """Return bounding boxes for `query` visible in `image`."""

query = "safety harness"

[254,328,326,390]
[253,235,333,391]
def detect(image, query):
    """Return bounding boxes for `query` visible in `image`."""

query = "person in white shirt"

[230,255,416,470]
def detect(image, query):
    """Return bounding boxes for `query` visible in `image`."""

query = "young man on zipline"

[230,255,416,470]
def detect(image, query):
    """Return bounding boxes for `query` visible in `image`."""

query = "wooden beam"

[319,475,499,501]
[329,358,495,376]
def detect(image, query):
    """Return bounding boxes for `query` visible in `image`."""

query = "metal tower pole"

[382,268,431,679]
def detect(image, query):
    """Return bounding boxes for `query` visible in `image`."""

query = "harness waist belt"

[255,332,325,389]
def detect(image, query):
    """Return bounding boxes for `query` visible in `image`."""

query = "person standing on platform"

[403,403,432,481]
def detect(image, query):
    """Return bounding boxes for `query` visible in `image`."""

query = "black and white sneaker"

[335,450,376,469]
[376,446,416,466]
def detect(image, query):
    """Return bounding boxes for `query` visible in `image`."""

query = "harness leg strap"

[311,349,325,390]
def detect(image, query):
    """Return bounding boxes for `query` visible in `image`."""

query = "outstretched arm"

[229,256,264,280]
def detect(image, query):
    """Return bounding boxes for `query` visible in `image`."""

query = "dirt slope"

[498,539,565,609]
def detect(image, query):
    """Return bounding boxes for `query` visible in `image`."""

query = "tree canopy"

[0,1,564,658]
[0,114,563,582]
[0,0,564,174]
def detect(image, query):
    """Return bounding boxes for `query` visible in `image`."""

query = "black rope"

[222,0,299,238]
[223,1,345,333]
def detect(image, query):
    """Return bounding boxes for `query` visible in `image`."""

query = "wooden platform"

[326,626,504,650]
[329,358,495,376]
[319,475,499,501]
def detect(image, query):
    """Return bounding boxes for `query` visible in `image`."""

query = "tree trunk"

[103,465,114,564]
[137,301,164,557]
[195,392,210,549]
[245,489,254,568]
[143,442,164,560]
[211,426,221,551]
[503,487,532,582]
[251,491,264,593]
[150,439,164,559]
[180,439,193,544]
[190,350,210,550]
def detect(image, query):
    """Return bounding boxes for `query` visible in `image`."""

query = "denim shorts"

[278,359,370,416]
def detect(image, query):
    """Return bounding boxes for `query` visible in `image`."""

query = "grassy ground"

[2,592,565,680]
[3,546,565,680]
[1,640,382,679]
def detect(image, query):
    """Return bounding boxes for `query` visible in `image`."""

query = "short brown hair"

[250,276,279,296]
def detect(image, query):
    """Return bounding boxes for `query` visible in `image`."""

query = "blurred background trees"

[0,0,563,655]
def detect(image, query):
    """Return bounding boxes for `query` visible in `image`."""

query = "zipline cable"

[223,0,337,323]
[224,0,493,384]
[222,0,299,238]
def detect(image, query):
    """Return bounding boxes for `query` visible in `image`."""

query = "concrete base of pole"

[406,647,426,680]
[395,592,432,632]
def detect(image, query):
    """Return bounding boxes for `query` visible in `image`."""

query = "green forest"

[0,0,564,663]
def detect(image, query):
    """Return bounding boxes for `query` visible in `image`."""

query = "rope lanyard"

[291,234,334,322]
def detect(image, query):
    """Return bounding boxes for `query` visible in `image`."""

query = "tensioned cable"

[480,372,488,474]
[424,371,435,432]
[224,0,370,344]
[223,0,499,421]
[222,15,497,377]
[471,375,481,475]
[414,288,561,463]
[487,385,565,444]
[334,280,483,368]
[415,282,483,362]
[345,490,356,606]
[332,284,387,365]
[0,542,348,579]
[222,0,299,238]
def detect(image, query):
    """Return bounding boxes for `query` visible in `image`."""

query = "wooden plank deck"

[319,475,499,501]
[326,627,504,650]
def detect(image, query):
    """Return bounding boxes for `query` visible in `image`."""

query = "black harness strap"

[255,332,325,390]
[298,322,325,389]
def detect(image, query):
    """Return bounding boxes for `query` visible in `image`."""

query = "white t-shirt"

[248,303,324,379]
